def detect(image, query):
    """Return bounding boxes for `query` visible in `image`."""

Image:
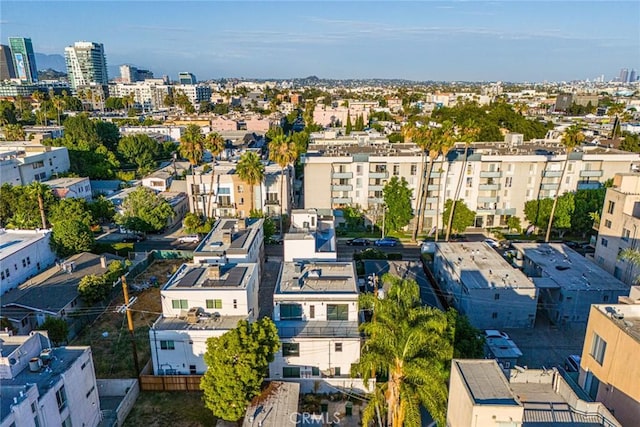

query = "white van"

[178,235,200,244]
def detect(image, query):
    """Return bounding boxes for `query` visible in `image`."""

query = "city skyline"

[2,1,639,82]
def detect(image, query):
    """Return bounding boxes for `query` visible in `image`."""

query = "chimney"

[100,256,107,269]
[222,231,232,245]
[207,265,221,280]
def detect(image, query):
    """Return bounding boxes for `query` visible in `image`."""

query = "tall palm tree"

[607,103,625,139]
[403,123,429,242]
[432,121,456,242]
[545,124,584,242]
[236,151,265,214]
[26,181,49,229]
[268,134,298,234]
[356,274,453,427]
[180,124,206,213]
[445,121,480,241]
[31,90,46,126]
[52,95,65,125]
[205,132,226,218]
[619,247,640,284]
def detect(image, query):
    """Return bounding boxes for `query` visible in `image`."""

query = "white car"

[484,329,510,340]
[484,238,500,249]
[179,235,200,244]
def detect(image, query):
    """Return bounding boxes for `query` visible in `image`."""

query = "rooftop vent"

[207,265,221,280]
[222,231,232,245]
[308,269,321,278]
[28,357,42,372]
[187,307,203,324]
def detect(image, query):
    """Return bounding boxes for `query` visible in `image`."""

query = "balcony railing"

[580,170,603,178]
[331,184,353,191]
[540,183,559,190]
[368,184,384,191]
[478,183,500,191]
[332,171,353,179]
[480,171,503,178]
[332,197,352,204]
[496,208,516,215]
[477,196,498,203]
[369,171,389,179]
[368,197,383,204]
[542,170,563,177]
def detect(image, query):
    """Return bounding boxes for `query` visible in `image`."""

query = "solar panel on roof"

[222,221,235,230]
[229,230,250,248]
[176,268,204,287]
[225,266,247,286]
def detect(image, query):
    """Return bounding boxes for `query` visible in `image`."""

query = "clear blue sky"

[3,1,639,82]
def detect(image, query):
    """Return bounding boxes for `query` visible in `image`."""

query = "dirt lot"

[71,259,183,378]
[123,392,216,427]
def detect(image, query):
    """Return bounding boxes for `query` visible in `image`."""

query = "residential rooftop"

[593,304,640,343]
[513,243,629,291]
[45,176,89,188]
[454,359,519,406]
[163,263,256,291]
[277,261,358,294]
[152,314,247,331]
[277,320,360,339]
[436,242,533,290]
[194,218,262,257]
[0,228,51,262]
[242,382,300,427]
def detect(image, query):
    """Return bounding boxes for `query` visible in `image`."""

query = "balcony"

[477,196,498,203]
[540,183,559,190]
[264,199,280,205]
[542,170,563,178]
[332,171,353,179]
[480,171,503,178]
[429,171,443,178]
[577,181,602,190]
[368,197,384,204]
[580,170,603,178]
[427,184,440,191]
[369,171,389,179]
[476,207,496,214]
[478,183,500,191]
[425,197,439,203]
[423,209,437,215]
[331,184,353,191]
[496,208,516,216]
[368,184,384,191]
[332,197,352,205]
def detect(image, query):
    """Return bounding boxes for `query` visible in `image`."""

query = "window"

[26,257,30,265]
[309,305,315,319]
[327,304,349,321]
[410,164,417,175]
[311,366,320,376]
[160,340,175,350]
[505,177,512,188]
[494,293,500,300]
[565,176,571,185]
[466,177,473,188]
[492,312,498,319]
[393,164,400,176]
[283,367,300,378]
[604,219,612,228]
[62,416,72,427]
[280,304,303,320]
[356,178,362,188]
[237,185,243,193]
[31,402,37,413]
[172,299,188,310]
[233,299,237,309]
[335,343,343,352]
[86,385,95,398]
[601,238,608,248]
[590,333,607,365]
[206,299,222,309]
[607,201,615,214]
[22,259,26,268]
[334,367,341,376]
[603,295,609,302]
[190,365,197,374]
[356,164,363,175]
[282,343,300,357]
[56,385,67,411]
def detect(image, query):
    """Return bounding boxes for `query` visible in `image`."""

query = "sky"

[2,1,639,82]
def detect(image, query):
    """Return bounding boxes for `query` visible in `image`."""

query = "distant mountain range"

[35,53,66,72]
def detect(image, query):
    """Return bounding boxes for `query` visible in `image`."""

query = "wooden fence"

[139,374,203,391]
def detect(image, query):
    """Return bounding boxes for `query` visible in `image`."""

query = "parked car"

[484,238,500,249]
[267,235,283,245]
[121,233,145,243]
[484,329,510,340]
[346,238,371,246]
[374,237,400,247]
[564,355,581,372]
[178,235,201,244]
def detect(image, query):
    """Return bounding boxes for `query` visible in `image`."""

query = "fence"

[138,360,202,392]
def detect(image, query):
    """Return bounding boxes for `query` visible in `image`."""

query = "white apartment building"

[175,84,212,110]
[109,79,172,111]
[284,209,336,262]
[119,125,184,142]
[0,229,56,295]
[593,173,640,284]
[0,144,70,186]
[149,262,259,375]
[186,161,294,219]
[302,133,640,230]
[193,217,264,267]
[46,176,92,201]
[433,242,538,329]
[64,41,108,91]
[141,170,173,192]
[269,261,363,392]
[0,331,101,427]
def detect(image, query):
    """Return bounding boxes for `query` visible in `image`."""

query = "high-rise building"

[64,41,108,91]
[0,44,16,80]
[618,68,629,83]
[178,72,196,84]
[120,64,136,83]
[629,69,637,83]
[8,37,38,83]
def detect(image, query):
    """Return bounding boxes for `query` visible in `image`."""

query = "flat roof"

[242,382,300,427]
[194,218,262,256]
[163,263,255,291]
[454,359,519,405]
[594,304,640,343]
[0,229,50,261]
[45,176,89,187]
[436,242,533,290]
[513,243,628,291]
[277,320,360,339]
[277,261,357,294]
[153,314,247,331]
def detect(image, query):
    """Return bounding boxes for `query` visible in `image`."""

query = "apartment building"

[578,304,640,427]
[109,79,172,111]
[593,173,640,285]
[64,41,108,91]
[149,262,259,375]
[284,209,336,262]
[302,133,640,229]
[0,144,70,186]
[186,161,293,219]
[513,243,629,325]
[46,176,92,201]
[0,229,55,295]
[119,124,184,141]
[174,83,211,110]
[433,242,537,329]
[447,359,621,427]
[269,261,363,392]
[0,331,101,427]
[141,170,173,192]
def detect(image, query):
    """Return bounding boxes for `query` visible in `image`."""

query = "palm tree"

[268,134,298,234]
[180,124,206,213]
[236,151,265,214]
[445,121,480,241]
[26,181,49,229]
[52,95,65,125]
[619,248,640,284]
[545,124,585,242]
[433,121,456,242]
[204,132,226,218]
[356,274,453,427]
[403,123,428,242]
[607,103,625,139]
[3,124,26,141]
[32,90,46,126]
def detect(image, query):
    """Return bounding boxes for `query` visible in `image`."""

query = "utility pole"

[121,276,140,379]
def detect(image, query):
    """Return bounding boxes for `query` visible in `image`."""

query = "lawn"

[123,392,216,427]
[71,259,183,378]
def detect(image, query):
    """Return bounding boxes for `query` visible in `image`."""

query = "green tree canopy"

[236,151,265,212]
[201,318,279,421]
[525,193,575,238]
[38,317,69,345]
[447,310,485,359]
[51,219,95,257]
[3,123,25,140]
[355,274,453,427]
[115,186,174,233]
[89,196,116,224]
[442,199,475,235]
[78,274,110,305]
[382,176,414,233]
[117,134,160,172]
[49,198,93,228]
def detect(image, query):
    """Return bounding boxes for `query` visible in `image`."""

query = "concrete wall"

[97,379,139,427]
[276,377,372,394]
[0,231,56,294]
[161,286,254,318]
[273,297,359,322]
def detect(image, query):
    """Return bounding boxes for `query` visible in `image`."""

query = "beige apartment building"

[578,304,640,427]
[302,131,640,229]
[186,160,293,219]
[594,173,640,285]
